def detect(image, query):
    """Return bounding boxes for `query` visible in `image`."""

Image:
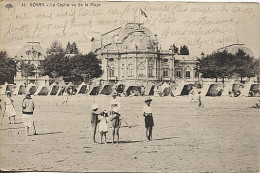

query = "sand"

[1,95,259,172]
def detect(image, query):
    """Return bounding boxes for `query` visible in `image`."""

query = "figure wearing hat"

[110,91,121,144]
[99,109,109,144]
[2,91,17,124]
[91,103,100,143]
[22,91,37,136]
[143,97,154,141]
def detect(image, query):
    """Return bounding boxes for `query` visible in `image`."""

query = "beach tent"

[159,82,171,96]
[89,85,101,95]
[200,82,212,96]
[205,84,222,96]
[116,84,126,95]
[48,82,59,96]
[56,82,67,96]
[99,84,114,95]
[66,82,77,95]
[34,84,50,96]
[240,81,254,96]
[144,82,155,96]
[27,84,38,95]
[180,84,196,96]
[172,81,185,96]
[232,83,241,96]
[124,84,142,96]
[249,83,260,96]
[222,80,234,96]
[13,83,26,95]
[1,82,14,94]
[76,82,89,95]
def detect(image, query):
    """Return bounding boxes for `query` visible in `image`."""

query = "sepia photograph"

[0,0,259,172]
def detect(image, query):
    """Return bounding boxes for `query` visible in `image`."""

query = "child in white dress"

[99,110,109,144]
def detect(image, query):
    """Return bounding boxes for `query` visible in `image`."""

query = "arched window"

[163,67,169,77]
[109,66,115,77]
[185,67,191,79]
[137,64,145,78]
[175,67,182,78]
[195,71,200,78]
[148,66,153,77]
[127,63,134,77]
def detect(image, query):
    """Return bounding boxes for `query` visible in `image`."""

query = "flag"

[140,8,147,18]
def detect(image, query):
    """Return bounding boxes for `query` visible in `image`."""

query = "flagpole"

[134,10,136,23]
[139,8,140,24]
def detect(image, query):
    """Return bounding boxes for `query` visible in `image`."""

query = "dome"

[117,23,158,50]
[218,44,254,57]
[228,46,254,57]
[15,42,45,61]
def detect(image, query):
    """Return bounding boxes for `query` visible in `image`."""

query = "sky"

[1,1,259,58]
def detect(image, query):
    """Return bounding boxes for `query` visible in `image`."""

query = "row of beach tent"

[1,82,90,96]
[1,81,259,97]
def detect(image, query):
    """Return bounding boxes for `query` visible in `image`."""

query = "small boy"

[91,103,100,143]
[197,91,203,108]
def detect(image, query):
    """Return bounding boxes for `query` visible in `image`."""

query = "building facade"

[93,23,200,85]
[14,42,48,85]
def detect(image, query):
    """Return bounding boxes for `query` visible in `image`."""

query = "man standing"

[22,92,37,136]
[143,97,154,141]
[110,91,121,144]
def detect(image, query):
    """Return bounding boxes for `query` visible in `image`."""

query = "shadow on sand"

[35,132,63,136]
[154,136,180,141]
[104,140,144,144]
[1,127,24,131]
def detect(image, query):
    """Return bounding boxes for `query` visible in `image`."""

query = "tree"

[66,42,79,54]
[233,49,259,82]
[20,61,36,77]
[195,50,236,83]
[180,45,189,55]
[169,44,179,54]
[39,41,70,79]
[69,52,102,84]
[46,41,64,56]
[0,51,16,84]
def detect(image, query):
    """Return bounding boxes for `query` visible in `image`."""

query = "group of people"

[91,92,154,144]
[188,90,203,108]
[1,91,37,136]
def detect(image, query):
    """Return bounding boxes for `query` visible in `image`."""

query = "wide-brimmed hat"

[92,103,99,110]
[6,91,11,95]
[144,97,152,103]
[25,91,31,96]
[103,109,108,114]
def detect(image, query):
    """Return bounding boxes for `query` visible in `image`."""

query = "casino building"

[92,23,201,85]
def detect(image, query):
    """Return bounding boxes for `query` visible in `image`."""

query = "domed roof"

[116,23,158,50]
[228,46,254,57]
[15,42,45,61]
[218,44,254,57]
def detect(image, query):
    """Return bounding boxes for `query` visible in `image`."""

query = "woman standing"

[22,92,37,136]
[143,97,154,141]
[91,103,100,143]
[2,91,17,124]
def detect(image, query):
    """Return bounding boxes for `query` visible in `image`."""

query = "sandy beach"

[1,95,259,172]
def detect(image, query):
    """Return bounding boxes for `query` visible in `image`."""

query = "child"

[3,91,17,124]
[91,103,100,143]
[99,110,109,144]
[252,100,260,108]
[197,91,203,108]
[62,90,68,106]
